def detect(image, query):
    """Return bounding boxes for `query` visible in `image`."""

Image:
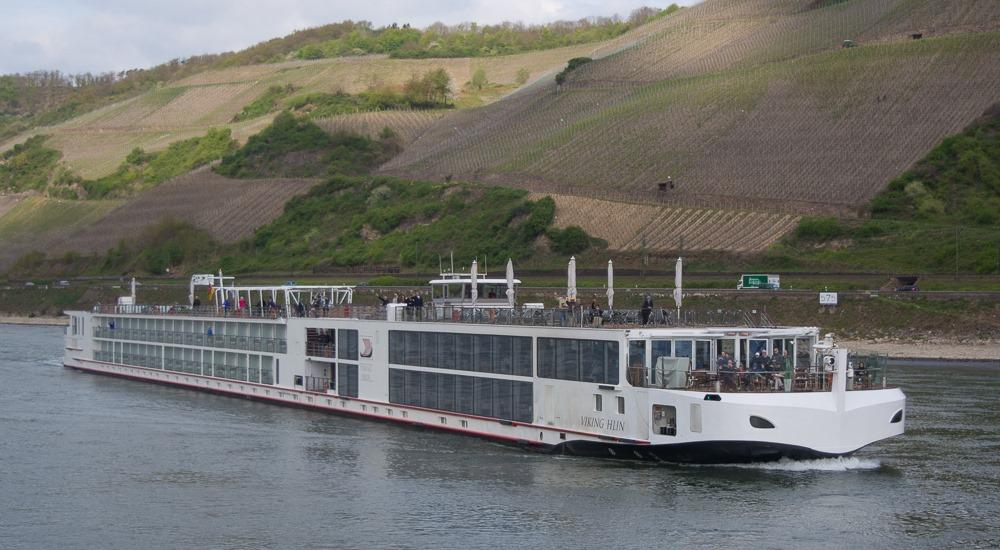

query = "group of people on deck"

[718,348,794,391]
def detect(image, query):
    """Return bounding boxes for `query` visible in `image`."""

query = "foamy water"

[715,456,883,471]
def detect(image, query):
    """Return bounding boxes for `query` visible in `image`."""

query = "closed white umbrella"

[470,260,478,307]
[673,256,683,313]
[606,260,614,311]
[567,256,577,303]
[506,258,516,308]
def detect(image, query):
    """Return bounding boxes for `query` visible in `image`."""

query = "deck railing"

[90,303,776,328]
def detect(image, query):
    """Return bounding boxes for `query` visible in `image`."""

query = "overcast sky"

[0,1,699,75]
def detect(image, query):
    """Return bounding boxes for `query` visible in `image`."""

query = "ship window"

[474,335,492,373]
[540,337,619,385]
[457,375,475,414]
[294,375,303,386]
[749,415,775,429]
[556,339,580,380]
[513,337,532,377]
[420,332,437,367]
[338,364,359,398]
[438,374,456,411]
[617,396,625,414]
[493,336,513,375]
[594,394,603,412]
[389,369,404,403]
[404,331,421,365]
[457,334,474,371]
[651,340,672,367]
[404,370,422,406]
[389,331,404,364]
[438,333,456,370]
[494,379,513,420]
[338,329,358,361]
[537,338,556,379]
[388,369,533,424]
[475,377,493,417]
[421,372,438,409]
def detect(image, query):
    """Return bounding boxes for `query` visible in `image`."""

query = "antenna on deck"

[438,254,442,274]
[450,250,454,274]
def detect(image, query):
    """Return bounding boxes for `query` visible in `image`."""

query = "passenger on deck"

[588,298,603,326]
[721,359,736,390]
[641,294,653,325]
[193,297,201,308]
[750,352,762,371]
[782,349,793,392]
[717,351,729,370]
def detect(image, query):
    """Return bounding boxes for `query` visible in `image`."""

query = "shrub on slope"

[221,176,569,271]
[82,128,237,199]
[215,111,400,178]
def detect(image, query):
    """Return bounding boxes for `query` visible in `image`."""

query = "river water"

[1,324,997,549]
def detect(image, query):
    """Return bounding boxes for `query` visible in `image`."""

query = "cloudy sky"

[1,1,698,75]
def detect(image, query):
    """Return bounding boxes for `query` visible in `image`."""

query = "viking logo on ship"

[361,337,373,358]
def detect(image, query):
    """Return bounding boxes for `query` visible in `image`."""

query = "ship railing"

[304,376,333,392]
[628,365,840,393]
[297,305,774,328]
[91,304,286,319]
[93,326,287,354]
[847,353,890,390]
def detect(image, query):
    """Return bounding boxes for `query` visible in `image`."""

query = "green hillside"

[773,105,1000,273]
[220,176,561,272]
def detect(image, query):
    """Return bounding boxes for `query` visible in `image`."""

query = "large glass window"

[651,340,672,368]
[438,333,456,370]
[493,336,513,375]
[389,369,532,423]
[513,337,532,377]
[540,338,619,385]
[420,332,437,368]
[695,340,713,371]
[556,339,580,381]
[337,329,358,361]
[388,330,531,377]
[474,335,492,373]
[338,363,359,397]
[457,334,474,371]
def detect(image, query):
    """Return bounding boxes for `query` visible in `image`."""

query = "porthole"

[749,415,775,429]
[890,409,903,424]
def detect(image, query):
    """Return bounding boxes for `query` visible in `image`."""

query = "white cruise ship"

[63,263,905,463]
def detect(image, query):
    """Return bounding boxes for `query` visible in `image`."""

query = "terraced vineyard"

[0,196,123,268]
[0,45,594,180]
[314,111,446,144]
[383,0,1000,215]
[0,169,318,271]
[43,167,318,255]
[538,193,799,253]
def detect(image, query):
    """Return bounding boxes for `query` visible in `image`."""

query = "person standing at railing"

[641,294,653,325]
[782,349,793,392]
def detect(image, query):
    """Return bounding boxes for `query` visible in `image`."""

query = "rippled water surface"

[1,325,998,549]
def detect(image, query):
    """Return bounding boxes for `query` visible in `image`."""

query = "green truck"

[737,274,781,290]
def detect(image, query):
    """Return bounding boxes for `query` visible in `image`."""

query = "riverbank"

[841,339,999,363]
[0,315,68,326]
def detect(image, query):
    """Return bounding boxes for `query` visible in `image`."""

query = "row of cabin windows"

[388,331,532,377]
[95,316,286,339]
[95,341,275,384]
[388,368,533,423]
[537,338,620,385]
